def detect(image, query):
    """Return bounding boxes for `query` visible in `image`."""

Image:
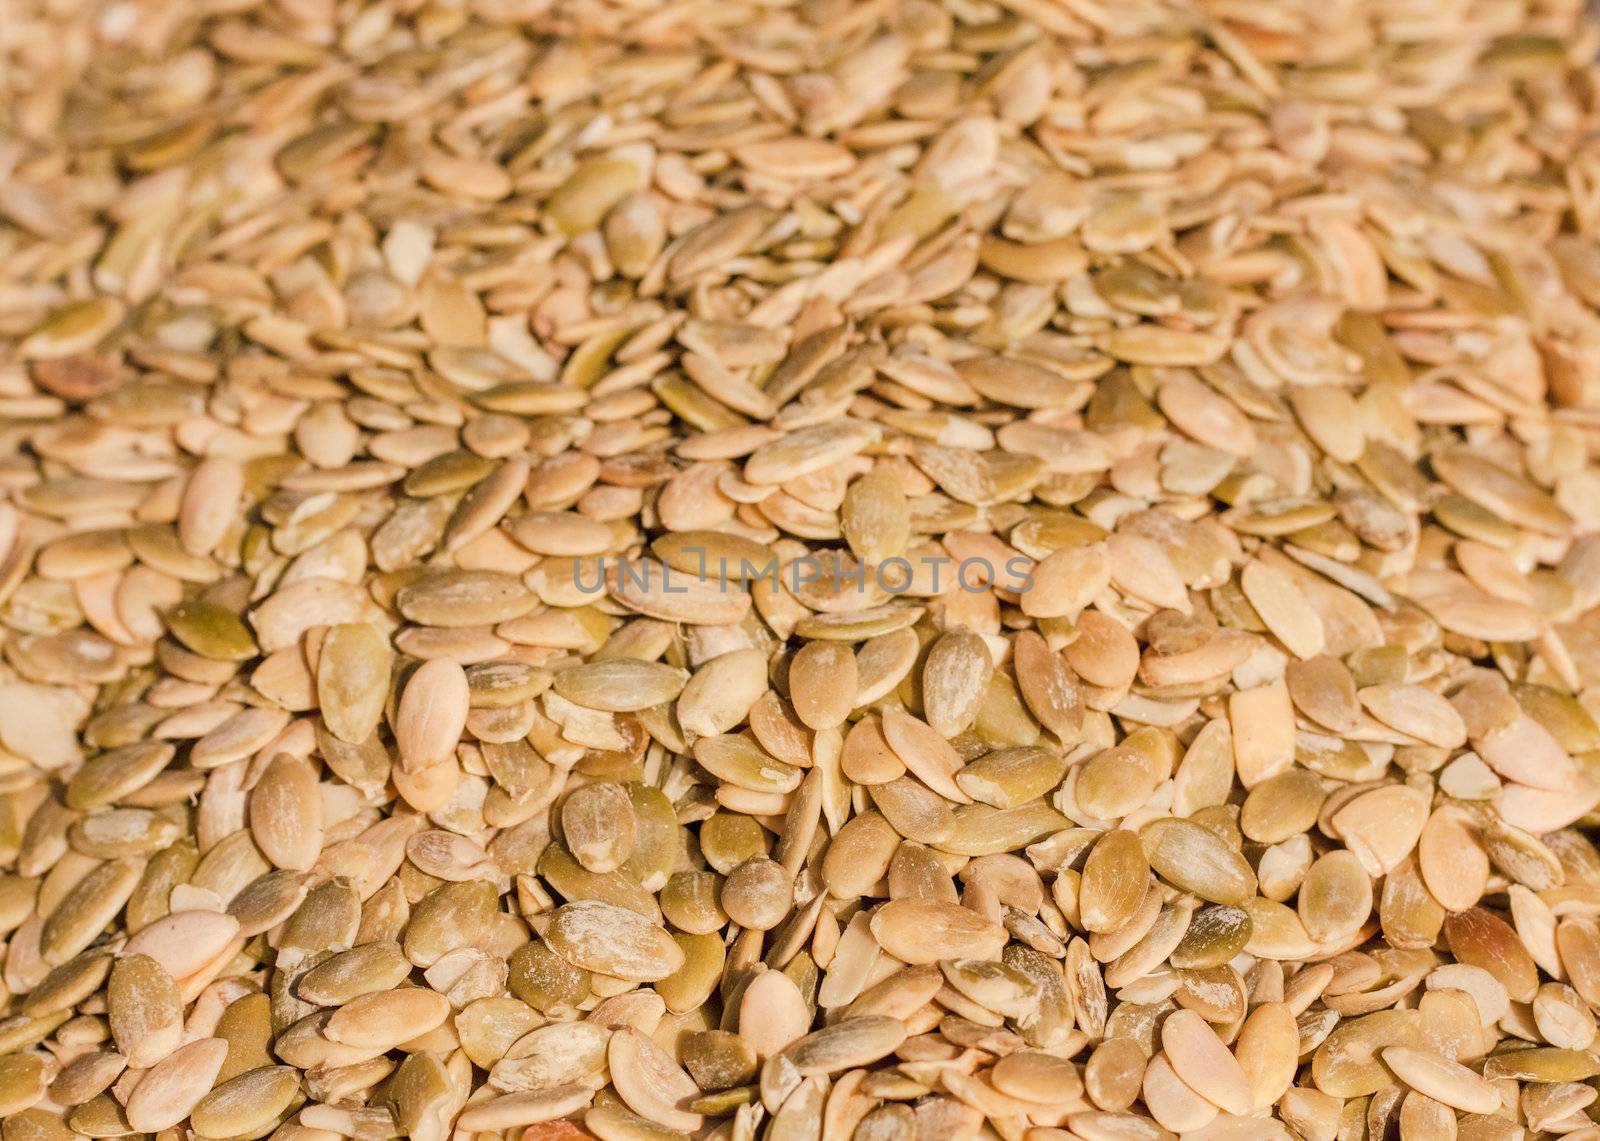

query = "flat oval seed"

[1140,818,1256,905]
[920,628,992,738]
[784,1016,908,1075]
[298,942,413,1006]
[457,1086,596,1131]
[1380,1046,1501,1114]
[1331,786,1429,876]
[869,899,1006,964]
[561,782,637,874]
[122,910,242,980]
[677,649,770,737]
[1080,830,1150,935]
[1233,1002,1298,1110]
[880,707,971,805]
[788,642,857,731]
[107,954,183,1069]
[553,660,688,712]
[249,754,323,871]
[1358,684,1467,748]
[608,1027,703,1132]
[738,970,811,1059]
[324,988,451,1049]
[0,1054,47,1117]
[396,569,535,626]
[1160,1009,1253,1115]
[1298,849,1372,943]
[317,623,391,745]
[66,742,174,809]
[991,1051,1083,1104]
[545,900,685,982]
[190,1066,302,1139]
[124,1037,228,1131]
[1241,560,1324,659]
[179,458,244,557]
[394,659,469,771]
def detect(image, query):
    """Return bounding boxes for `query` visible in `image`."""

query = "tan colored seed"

[738,970,811,1059]
[1241,560,1324,659]
[1233,1002,1298,1110]
[880,707,971,805]
[1298,849,1372,943]
[1084,1038,1148,1112]
[1417,807,1489,913]
[720,857,792,932]
[869,899,1006,964]
[8,3,1600,1138]
[1381,1046,1501,1114]
[324,987,451,1048]
[676,649,770,738]
[788,642,857,730]
[561,782,637,874]
[1228,681,1295,788]
[553,659,689,712]
[178,458,244,558]
[1157,373,1257,456]
[545,901,685,982]
[784,1015,908,1076]
[107,954,182,1069]
[316,623,391,745]
[456,1086,595,1131]
[124,1037,228,1132]
[1160,1009,1253,1114]
[1359,683,1468,748]
[1141,818,1256,905]
[608,1027,703,1132]
[394,658,469,772]
[1332,786,1430,876]
[920,628,993,738]
[1142,1052,1218,1133]
[0,1054,47,1118]
[190,1066,302,1139]
[1080,830,1150,935]
[249,754,323,872]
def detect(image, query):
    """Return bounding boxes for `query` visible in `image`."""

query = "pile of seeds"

[8,0,1600,1138]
